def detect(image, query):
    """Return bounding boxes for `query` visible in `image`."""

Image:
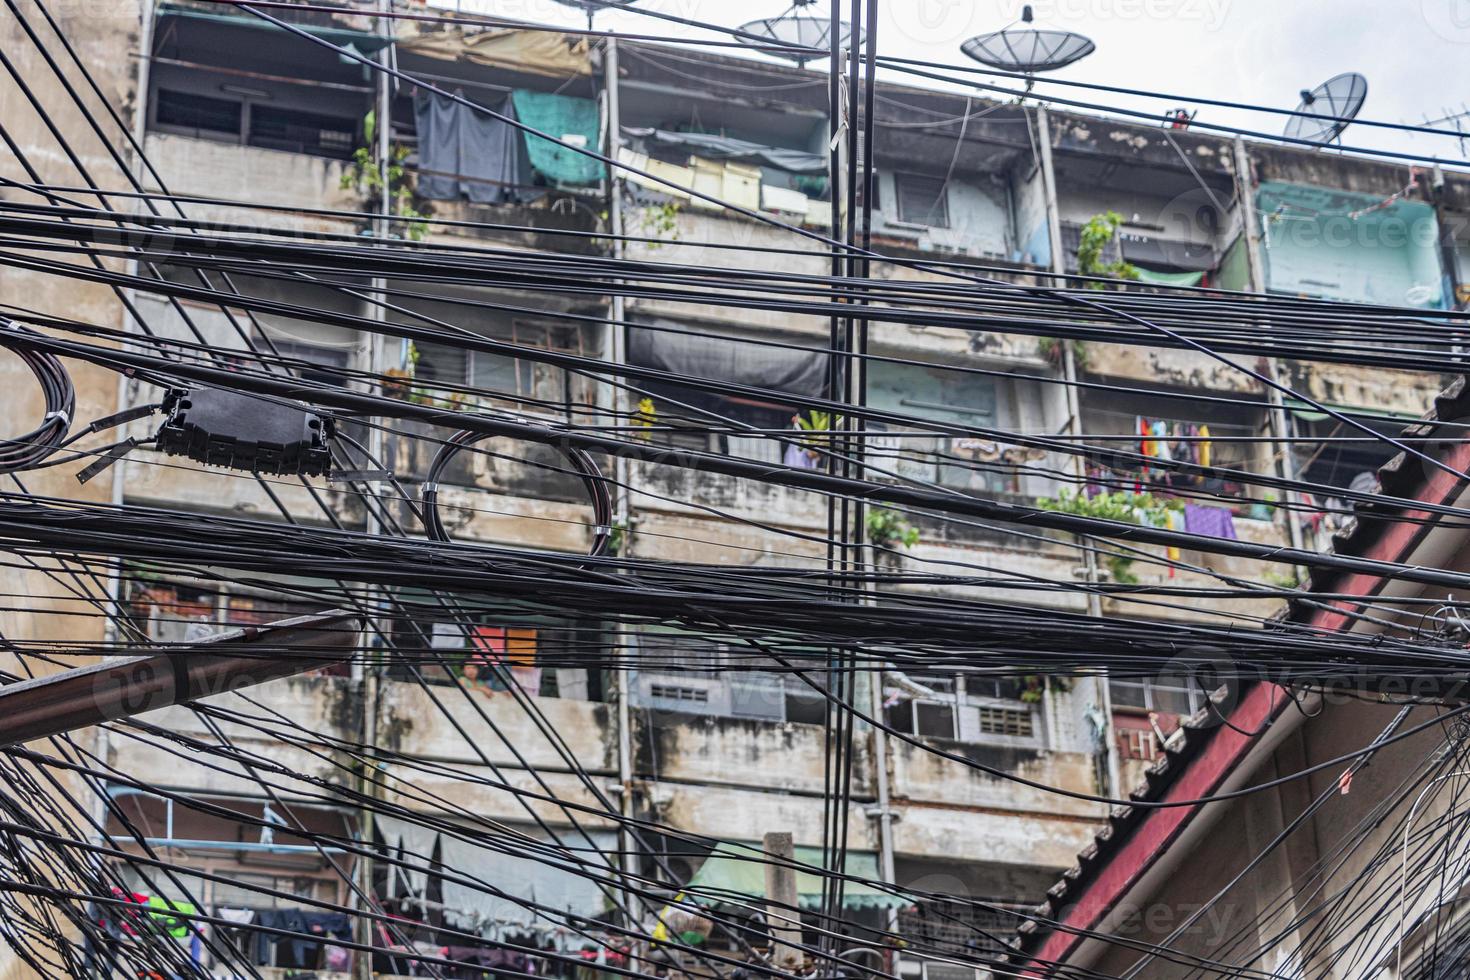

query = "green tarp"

[511,90,604,186]
[1134,267,1205,288]
[685,842,909,911]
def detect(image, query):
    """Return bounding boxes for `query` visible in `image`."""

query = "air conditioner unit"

[921,961,984,980]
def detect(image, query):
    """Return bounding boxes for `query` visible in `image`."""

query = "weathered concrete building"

[0,0,1463,976]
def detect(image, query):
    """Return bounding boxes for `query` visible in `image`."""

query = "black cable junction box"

[156,388,334,477]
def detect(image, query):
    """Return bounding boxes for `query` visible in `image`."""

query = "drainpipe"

[603,32,639,932]
[1232,137,1307,556]
[867,670,898,962]
[1036,105,1120,798]
[95,0,160,836]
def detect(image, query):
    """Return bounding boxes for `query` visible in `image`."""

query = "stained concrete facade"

[0,1,1463,977]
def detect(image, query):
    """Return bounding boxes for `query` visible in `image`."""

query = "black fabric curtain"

[413,90,540,204]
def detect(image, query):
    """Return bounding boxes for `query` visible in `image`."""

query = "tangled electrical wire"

[0,0,1469,978]
[0,318,73,474]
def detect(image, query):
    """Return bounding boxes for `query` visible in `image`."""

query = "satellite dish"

[737,0,858,68]
[550,0,641,27]
[960,4,1095,87]
[1283,72,1368,146]
[549,0,641,8]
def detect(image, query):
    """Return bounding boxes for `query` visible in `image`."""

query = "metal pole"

[354,7,394,975]
[602,34,643,962]
[0,611,361,747]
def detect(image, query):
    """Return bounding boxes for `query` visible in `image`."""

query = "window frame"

[1109,674,1204,718]
[149,85,361,161]
[884,672,1043,749]
[894,172,952,229]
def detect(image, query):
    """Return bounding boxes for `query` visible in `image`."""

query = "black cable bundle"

[421,428,613,558]
[0,318,73,474]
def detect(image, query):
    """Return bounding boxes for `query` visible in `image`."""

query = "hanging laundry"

[413,90,540,204]
[1184,504,1238,540]
[1164,507,1184,576]
[511,90,605,185]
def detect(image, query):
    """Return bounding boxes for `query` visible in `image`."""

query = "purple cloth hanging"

[1184,504,1237,540]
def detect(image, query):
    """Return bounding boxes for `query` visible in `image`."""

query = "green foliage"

[608,519,630,557]
[1077,210,1141,289]
[636,200,682,247]
[866,507,920,553]
[1019,674,1072,704]
[1038,336,1089,372]
[1262,567,1304,590]
[340,111,430,241]
[1037,489,1183,585]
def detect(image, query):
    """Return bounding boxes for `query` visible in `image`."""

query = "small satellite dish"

[960,4,1095,86]
[1283,72,1368,146]
[549,0,641,8]
[550,0,641,26]
[737,0,858,68]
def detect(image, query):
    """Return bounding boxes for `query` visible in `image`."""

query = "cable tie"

[43,410,70,427]
[76,438,139,486]
[86,403,157,434]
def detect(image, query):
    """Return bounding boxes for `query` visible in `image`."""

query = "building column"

[1231,137,1308,557]
[1035,104,1120,798]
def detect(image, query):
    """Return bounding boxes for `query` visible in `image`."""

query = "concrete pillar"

[1036,104,1120,798]
[764,831,804,968]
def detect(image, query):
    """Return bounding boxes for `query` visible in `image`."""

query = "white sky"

[433,0,1470,166]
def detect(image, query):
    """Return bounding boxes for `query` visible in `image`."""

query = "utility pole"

[0,611,361,747]
[602,30,640,949]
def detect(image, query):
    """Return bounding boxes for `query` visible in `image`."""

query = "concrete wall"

[1258,181,1447,309]
[0,4,142,972]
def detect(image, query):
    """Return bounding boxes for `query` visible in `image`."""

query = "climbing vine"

[1077,210,1141,289]
[1036,489,1183,585]
[341,110,431,241]
[635,200,682,248]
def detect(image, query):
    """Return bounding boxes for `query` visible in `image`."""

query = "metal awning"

[157,2,394,52]
[1284,398,1422,424]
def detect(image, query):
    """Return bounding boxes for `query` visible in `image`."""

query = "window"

[866,361,1020,494]
[248,105,357,159]
[632,630,830,724]
[884,673,1040,747]
[265,339,351,389]
[895,173,950,228]
[417,321,591,418]
[155,89,242,138]
[150,87,362,159]
[1109,673,1203,717]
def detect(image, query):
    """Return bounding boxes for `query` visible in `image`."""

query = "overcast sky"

[442,1,1468,166]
